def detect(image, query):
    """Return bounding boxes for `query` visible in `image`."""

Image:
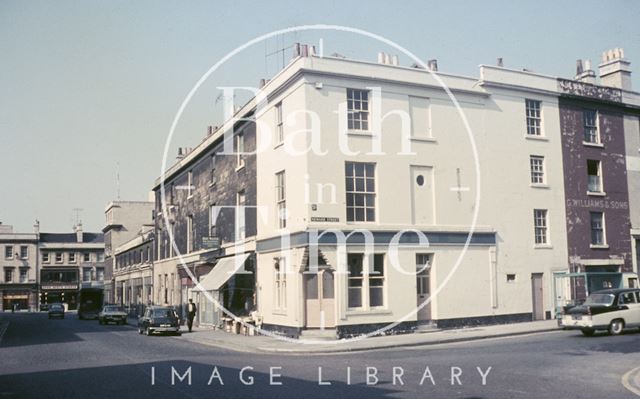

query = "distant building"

[102,201,154,303]
[113,226,154,313]
[38,224,105,310]
[0,223,39,311]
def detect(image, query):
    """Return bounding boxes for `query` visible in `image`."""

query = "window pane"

[348,288,362,308]
[305,274,318,299]
[322,272,334,299]
[369,287,383,307]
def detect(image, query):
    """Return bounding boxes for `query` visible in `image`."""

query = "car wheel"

[609,319,624,335]
[581,328,595,337]
[138,326,143,334]
[145,327,152,336]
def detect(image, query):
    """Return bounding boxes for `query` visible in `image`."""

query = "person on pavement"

[187,298,197,333]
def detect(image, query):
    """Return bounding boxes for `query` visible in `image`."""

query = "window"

[525,99,542,136]
[237,190,246,240]
[210,154,216,184]
[69,252,76,263]
[583,110,600,144]
[275,102,283,143]
[369,254,385,307]
[347,88,369,130]
[42,252,50,263]
[169,183,175,205]
[83,252,91,262]
[209,204,217,237]
[19,246,28,259]
[236,133,245,168]
[19,268,28,283]
[590,212,605,246]
[55,252,63,263]
[4,268,13,283]
[345,162,376,222]
[348,254,364,308]
[275,258,287,310]
[187,215,194,253]
[5,246,13,259]
[96,267,104,281]
[347,253,385,309]
[416,254,431,295]
[83,268,92,282]
[187,171,193,197]
[587,160,603,193]
[534,209,548,245]
[506,274,516,282]
[275,171,286,229]
[530,156,545,184]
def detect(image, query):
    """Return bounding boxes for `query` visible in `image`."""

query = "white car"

[561,288,640,336]
[98,305,128,325]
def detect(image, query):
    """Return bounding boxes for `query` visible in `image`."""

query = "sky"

[1,0,639,233]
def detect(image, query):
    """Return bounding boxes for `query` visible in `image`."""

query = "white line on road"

[0,320,10,345]
[622,366,640,397]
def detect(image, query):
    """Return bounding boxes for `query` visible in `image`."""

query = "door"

[410,166,434,225]
[531,273,544,320]
[304,269,335,329]
[416,254,432,322]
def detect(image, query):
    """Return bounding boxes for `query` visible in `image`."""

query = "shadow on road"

[0,360,401,398]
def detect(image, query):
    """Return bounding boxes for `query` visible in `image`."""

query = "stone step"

[415,323,439,333]
[299,328,338,340]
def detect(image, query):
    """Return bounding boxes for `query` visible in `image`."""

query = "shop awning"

[194,253,251,292]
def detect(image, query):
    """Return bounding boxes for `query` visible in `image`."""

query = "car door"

[630,291,640,327]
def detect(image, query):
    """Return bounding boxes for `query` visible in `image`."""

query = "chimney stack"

[497,58,504,67]
[33,220,40,235]
[75,223,83,243]
[575,59,596,85]
[599,47,632,91]
[427,59,438,72]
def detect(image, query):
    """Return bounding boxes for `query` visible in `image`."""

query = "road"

[0,312,638,398]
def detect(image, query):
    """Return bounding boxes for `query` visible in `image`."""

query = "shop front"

[0,284,38,311]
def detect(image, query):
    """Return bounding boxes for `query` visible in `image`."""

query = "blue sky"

[1,0,639,232]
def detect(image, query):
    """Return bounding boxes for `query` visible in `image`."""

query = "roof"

[39,233,104,244]
[592,288,639,295]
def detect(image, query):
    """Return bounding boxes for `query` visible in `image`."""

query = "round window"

[416,175,425,186]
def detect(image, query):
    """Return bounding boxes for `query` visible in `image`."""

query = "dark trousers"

[187,315,195,331]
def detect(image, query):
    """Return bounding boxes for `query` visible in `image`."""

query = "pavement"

[127,316,558,354]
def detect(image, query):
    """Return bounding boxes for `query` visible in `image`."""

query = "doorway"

[304,269,335,329]
[416,254,432,322]
[531,273,544,320]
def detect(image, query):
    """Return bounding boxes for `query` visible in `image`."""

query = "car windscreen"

[104,306,124,312]
[152,309,176,318]
[50,305,63,310]
[584,293,615,306]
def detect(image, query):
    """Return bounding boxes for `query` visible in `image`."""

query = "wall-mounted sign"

[310,217,340,223]
[566,199,629,210]
[202,236,220,250]
[41,284,79,290]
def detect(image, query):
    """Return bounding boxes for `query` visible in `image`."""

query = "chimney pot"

[497,57,504,67]
[599,47,632,90]
[427,59,438,71]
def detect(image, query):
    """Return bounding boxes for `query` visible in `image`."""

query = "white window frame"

[55,252,63,263]
[274,257,287,311]
[530,155,545,184]
[347,88,370,131]
[42,252,50,263]
[5,246,13,260]
[209,204,217,237]
[237,190,246,240]
[187,170,193,198]
[19,268,28,283]
[525,99,542,136]
[83,252,91,262]
[590,211,606,246]
[345,162,376,222]
[210,154,217,185]
[69,252,76,263]
[534,209,549,245]
[587,159,603,193]
[275,171,286,229]
[19,246,28,260]
[186,215,194,253]
[583,110,600,144]
[4,268,13,283]
[347,253,386,310]
[236,133,245,169]
[275,102,284,144]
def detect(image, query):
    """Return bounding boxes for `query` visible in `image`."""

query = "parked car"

[48,303,65,319]
[40,303,49,312]
[98,305,128,325]
[138,306,181,336]
[561,288,640,336]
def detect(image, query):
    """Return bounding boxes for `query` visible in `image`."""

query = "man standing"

[187,298,197,333]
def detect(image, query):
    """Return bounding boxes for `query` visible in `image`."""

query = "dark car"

[98,305,128,325]
[138,306,181,336]
[48,303,65,319]
[40,303,49,312]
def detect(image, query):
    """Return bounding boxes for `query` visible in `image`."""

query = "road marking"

[0,320,10,345]
[622,366,640,397]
